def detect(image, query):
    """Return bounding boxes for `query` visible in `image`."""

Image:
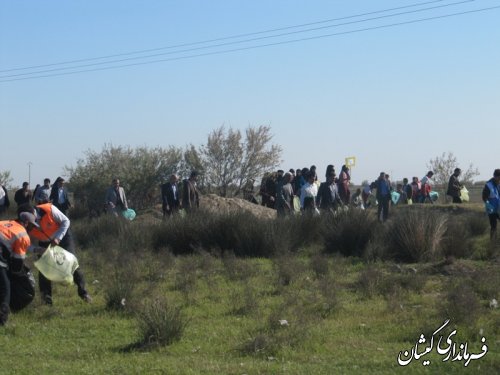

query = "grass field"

[1,204,499,374]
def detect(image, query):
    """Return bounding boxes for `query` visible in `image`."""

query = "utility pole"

[28,161,32,187]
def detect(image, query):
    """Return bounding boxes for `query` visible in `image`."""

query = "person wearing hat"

[447,168,463,204]
[50,177,71,214]
[0,214,40,325]
[482,169,500,239]
[17,203,91,305]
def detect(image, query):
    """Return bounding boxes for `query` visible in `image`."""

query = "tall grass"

[383,209,448,262]
[323,209,379,257]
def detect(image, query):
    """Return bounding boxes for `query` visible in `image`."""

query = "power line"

[0,0,457,73]
[1,5,498,83]
[0,0,478,79]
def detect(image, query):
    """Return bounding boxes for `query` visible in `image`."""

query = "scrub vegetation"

[1,204,499,374]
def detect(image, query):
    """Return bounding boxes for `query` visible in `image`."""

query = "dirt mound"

[200,194,276,219]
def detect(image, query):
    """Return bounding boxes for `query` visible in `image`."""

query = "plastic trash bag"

[460,186,470,202]
[391,191,400,205]
[293,196,301,213]
[121,208,136,221]
[485,201,496,214]
[34,245,79,285]
[9,265,35,312]
[430,191,439,202]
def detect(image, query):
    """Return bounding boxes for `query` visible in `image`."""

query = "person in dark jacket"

[182,171,200,212]
[447,168,463,203]
[316,172,342,212]
[50,177,71,214]
[376,172,391,222]
[161,174,181,217]
[14,182,32,207]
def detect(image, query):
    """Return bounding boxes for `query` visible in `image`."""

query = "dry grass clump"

[323,209,379,257]
[383,209,447,262]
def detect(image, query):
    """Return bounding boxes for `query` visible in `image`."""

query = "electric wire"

[0,0,450,73]
[0,0,478,79]
[1,5,498,83]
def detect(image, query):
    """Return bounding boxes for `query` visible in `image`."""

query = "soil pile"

[200,194,276,219]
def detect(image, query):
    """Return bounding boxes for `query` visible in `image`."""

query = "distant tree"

[200,125,282,197]
[65,144,183,212]
[0,170,13,188]
[427,152,479,186]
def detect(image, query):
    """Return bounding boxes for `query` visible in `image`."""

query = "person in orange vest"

[17,203,92,305]
[0,217,37,325]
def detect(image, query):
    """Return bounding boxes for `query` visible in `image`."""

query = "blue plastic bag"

[122,208,136,221]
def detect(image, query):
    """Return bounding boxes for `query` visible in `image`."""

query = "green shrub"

[136,297,188,347]
[440,281,481,325]
[442,218,472,258]
[151,210,289,257]
[465,212,489,237]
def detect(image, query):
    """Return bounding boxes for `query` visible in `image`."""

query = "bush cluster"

[73,206,491,263]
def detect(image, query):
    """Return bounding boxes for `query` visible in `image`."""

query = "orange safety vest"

[29,203,59,241]
[0,220,30,259]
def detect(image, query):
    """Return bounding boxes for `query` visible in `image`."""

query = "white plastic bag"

[460,186,470,202]
[34,245,79,285]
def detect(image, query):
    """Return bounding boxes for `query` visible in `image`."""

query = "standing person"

[182,171,200,212]
[14,182,32,207]
[0,217,34,325]
[0,184,9,215]
[276,172,294,217]
[105,178,128,216]
[300,172,318,215]
[17,203,91,305]
[411,177,421,203]
[482,169,500,240]
[50,177,71,214]
[294,169,303,197]
[316,172,341,212]
[402,178,413,204]
[420,171,435,204]
[338,165,351,205]
[361,182,373,208]
[161,174,181,217]
[34,178,51,204]
[447,168,463,204]
[376,172,391,222]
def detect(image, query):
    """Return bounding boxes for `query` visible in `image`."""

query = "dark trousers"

[452,196,462,203]
[489,213,500,239]
[39,229,87,299]
[0,266,10,309]
[378,195,390,222]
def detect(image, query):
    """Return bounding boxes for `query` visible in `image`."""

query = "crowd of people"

[249,165,500,238]
[0,165,499,326]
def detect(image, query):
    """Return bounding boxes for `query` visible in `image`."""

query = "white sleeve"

[50,205,70,241]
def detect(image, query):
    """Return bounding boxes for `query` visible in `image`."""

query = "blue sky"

[1,0,499,187]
